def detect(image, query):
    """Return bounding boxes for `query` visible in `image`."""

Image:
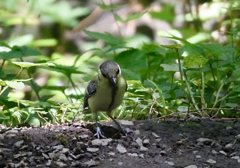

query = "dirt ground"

[0,118,240,168]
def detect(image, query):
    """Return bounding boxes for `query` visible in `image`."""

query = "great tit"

[84,60,127,138]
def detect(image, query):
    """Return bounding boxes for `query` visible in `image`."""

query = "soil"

[0,118,240,168]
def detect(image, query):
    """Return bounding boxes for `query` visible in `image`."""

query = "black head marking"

[99,60,120,78]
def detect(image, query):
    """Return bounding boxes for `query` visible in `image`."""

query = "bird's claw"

[95,126,106,139]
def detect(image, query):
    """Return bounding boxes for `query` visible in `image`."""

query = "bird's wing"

[83,75,98,108]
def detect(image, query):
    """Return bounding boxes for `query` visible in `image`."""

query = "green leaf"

[115,49,146,70]
[0,46,41,59]
[0,41,11,48]
[96,2,124,10]
[42,64,85,75]
[160,44,182,50]
[83,30,125,46]
[12,62,55,68]
[160,63,179,72]
[5,81,25,89]
[115,11,147,23]
[200,43,224,57]
[184,55,208,68]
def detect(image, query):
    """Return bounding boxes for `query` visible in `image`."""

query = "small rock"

[118,162,123,165]
[231,156,240,163]
[55,161,67,167]
[235,134,240,141]
[143,139,150,146]
[165,161,174,166]
[42,153,49,159]
[108,152,115,156]
[133,130,140,135]
[160,150,167,156]
[87,147,99,153]
[14,140,24,148]
[82,159,100,167]
[0,134,4,140]
[6,129,18,134]
[219,150,227,156]
[184,165,197,168]
[206,159,216,164]
[53,145,64,151]
[136,137,143,147]
[91,138,112,146]
[152,132,160,138]
[14,160,28,168]
[120,120,134,125]
[127,153,138,157]
[196,155,201,159]
[196,138,212,145]
[46,160,51,166]
[224,143,233,151]
[212,150,218,155]
[116,144,127,154]
[139,154,144,158]
[62,148,70,154]
[59,154,68,162]
[80,134,89,139]
[226,126,233,130]
[140,146,148,152]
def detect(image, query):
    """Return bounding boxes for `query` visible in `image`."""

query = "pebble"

[42,153,49,159]
[143,139,150,146]
[127,153,138,157]
[136,137,143,147]
[196,138,212,145]
[133,130,140,135]
[46,160,51,166]
[0,134,4,140]
[231,156,240,163]
[219,150,227,156]
[87,147,99,153]
[55,161,67,167]
[91,138,112,146]
[206,159,216,164]
[59,154,68,162]
[140,146,148,152]
[120,120,134,125]
[62,148,70,154]
[82,159,100,167]
[224,143,233,151]
[235,134,240,141]
[184,165,197,168]
[108,152,115,156]
[14,140,24,148]
[118,162,123,165]
[53,145,64,151]
[165,161,174,166]
[196,155,201,159]
[152,132,160,138]
[212,150,218,155]
[116,144,127,154]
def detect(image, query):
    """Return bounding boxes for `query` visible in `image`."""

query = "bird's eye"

[117,69,119,74]
[102,72,107,78]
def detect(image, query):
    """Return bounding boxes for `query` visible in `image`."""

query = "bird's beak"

[111,77,117,85]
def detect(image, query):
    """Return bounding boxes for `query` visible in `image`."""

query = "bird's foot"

[95,126,106,139]
[121,127,133,136]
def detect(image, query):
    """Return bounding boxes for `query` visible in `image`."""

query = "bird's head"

[99,60,121,84]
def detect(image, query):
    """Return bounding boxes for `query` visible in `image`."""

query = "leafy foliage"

[0,0,240,127]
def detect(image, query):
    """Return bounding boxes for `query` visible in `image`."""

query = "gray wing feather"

[83,78,98,108]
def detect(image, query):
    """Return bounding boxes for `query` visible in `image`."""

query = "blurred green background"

[0,0,240,127]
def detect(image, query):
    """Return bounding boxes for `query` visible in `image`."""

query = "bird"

[83,60,127,138]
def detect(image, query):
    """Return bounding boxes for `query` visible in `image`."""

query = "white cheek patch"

[117,64,121,74]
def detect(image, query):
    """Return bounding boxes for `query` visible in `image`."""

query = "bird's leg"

[94,113,106,139]
[107,113,127,136]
